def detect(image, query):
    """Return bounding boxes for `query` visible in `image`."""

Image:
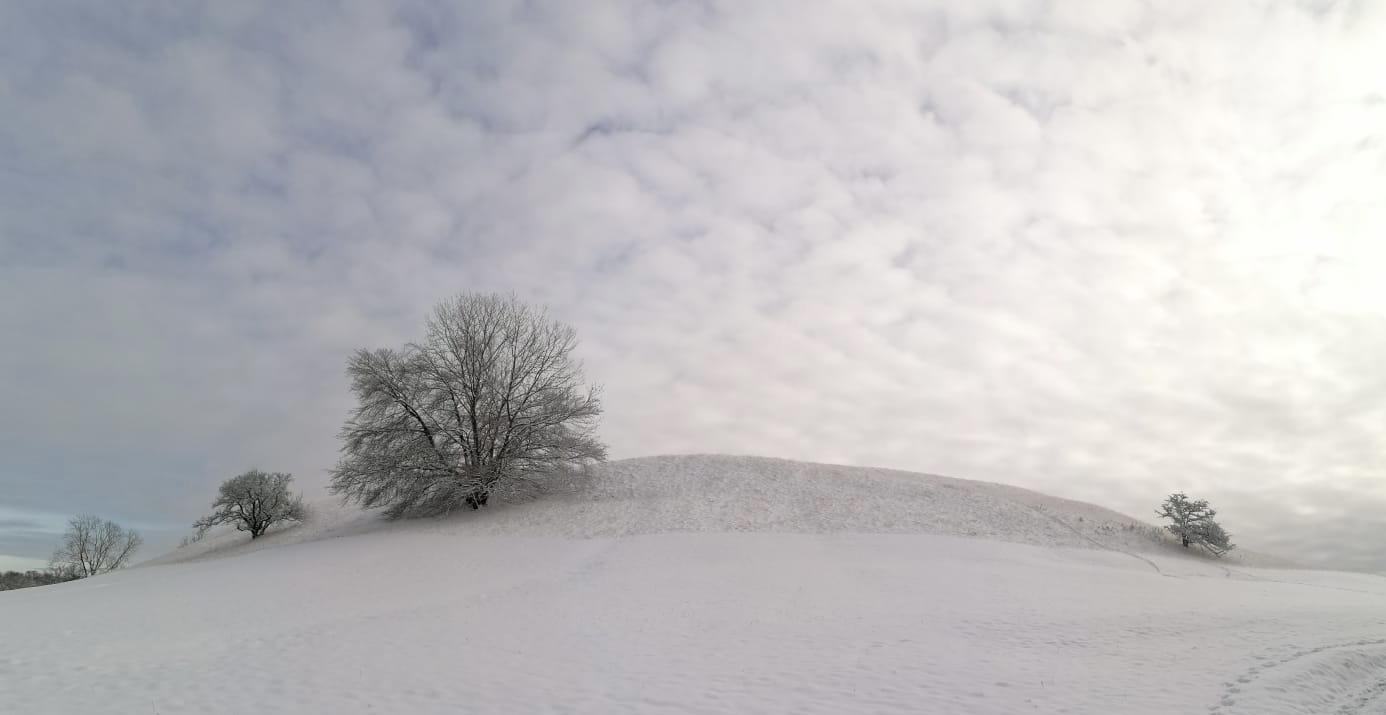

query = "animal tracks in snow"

[1210,638,1386,715]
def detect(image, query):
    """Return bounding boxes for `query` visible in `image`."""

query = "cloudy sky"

[3,0,1386,571]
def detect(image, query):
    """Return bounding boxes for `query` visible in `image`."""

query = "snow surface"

[4,455,1381,715]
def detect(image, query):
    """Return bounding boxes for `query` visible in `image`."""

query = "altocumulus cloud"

[3,0,1386,569]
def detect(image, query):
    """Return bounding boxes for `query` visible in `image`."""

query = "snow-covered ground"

[4,455,1382,715]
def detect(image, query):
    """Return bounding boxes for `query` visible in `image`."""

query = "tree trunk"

[463,490,489,510]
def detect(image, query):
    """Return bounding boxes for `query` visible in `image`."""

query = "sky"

[3,0,1386,572]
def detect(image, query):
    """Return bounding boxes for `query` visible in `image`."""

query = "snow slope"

[147,455,1288,568]
[4,455,1377,715]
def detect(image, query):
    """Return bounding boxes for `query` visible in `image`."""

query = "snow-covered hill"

[5,455,1381,715]
[147,455,1287,568]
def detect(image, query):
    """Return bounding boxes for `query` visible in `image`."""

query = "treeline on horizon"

[0,570,79,591]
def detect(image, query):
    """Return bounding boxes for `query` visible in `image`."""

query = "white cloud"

[3,0,1386,568]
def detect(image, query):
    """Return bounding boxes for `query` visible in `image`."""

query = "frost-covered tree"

[50,516,142,578]
[194,470,305,539]
[1156,492,1234,556]
[331,293,606,518]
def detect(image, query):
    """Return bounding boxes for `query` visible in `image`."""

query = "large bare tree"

[331,293,606,518]
[194,470,306,539]
[50,516,142,578]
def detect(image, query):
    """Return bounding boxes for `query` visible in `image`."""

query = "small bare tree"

[194,470,306,539]
[331,293,606,518]
[50,516,142,578]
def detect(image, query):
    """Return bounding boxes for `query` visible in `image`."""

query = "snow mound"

[150,454,1286,568]
[477,455,1177,544]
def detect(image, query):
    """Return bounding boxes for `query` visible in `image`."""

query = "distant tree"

[50,516,142,578]
[193,470,305,540]
[331,293,607,518]
[1156,492,1234,556]
[0,569,79,591]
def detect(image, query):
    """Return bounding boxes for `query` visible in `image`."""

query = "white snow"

[4,455,1382,715]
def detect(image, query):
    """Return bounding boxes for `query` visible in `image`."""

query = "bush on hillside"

[193,470,306,540]
[330,293,607,518]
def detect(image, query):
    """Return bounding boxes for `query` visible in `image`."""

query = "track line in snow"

[1023,504,1169,576]
[1216,565,1386,597]
[1209,638,1386,715]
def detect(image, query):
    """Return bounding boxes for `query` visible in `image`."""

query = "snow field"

[2,455,1376,714]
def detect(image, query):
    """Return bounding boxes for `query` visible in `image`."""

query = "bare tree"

[331,293,606,518]
[50,516,142,578]
[193,470,306,539]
